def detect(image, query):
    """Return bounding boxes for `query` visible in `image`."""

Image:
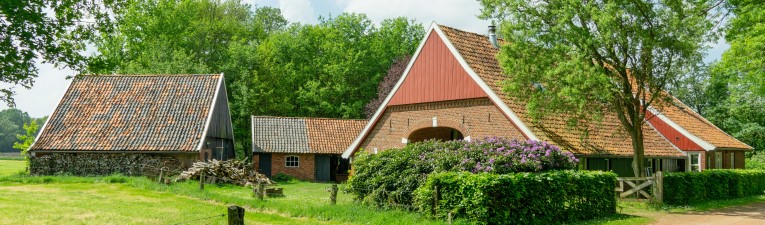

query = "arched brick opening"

[405,118,470,143]
[408,127,464,143]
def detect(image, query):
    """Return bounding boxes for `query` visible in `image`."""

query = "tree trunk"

[630,124,646,177]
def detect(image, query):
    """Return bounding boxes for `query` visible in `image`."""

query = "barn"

[251,116,366,182]
[28,74,235,175]
[342,23,752,176]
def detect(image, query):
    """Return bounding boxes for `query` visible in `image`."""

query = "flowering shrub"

[348,138,578,208]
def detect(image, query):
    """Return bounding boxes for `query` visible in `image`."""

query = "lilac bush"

[454,137,578,173]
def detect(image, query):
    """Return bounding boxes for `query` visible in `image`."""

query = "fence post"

[199,170,205,190]
[432,185,439,216]
[158,168,164,184]
[227,205,245,225]
[654,171,663,204]
[258,181,265,200]
[330,184,338,205]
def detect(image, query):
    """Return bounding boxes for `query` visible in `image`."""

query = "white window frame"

[688,152,701,172]
[285,155,299,168]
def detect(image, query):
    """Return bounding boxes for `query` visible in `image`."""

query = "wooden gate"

[615,171,663,202]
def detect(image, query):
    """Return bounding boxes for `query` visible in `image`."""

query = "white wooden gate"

[615,171,663,202]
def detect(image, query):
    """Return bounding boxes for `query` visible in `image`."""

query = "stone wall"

[30,152,190,176]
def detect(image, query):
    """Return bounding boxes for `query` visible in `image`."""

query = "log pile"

[175,159,273,186]
[29,153,182,176]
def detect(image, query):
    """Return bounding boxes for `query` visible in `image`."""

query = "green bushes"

[664,169,765,205]
[347,138,578,207]
[413,171,617,225]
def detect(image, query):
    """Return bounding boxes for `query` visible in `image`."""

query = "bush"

[663,169,765,205]
[413,171,617,225]
[272,173,296,182]
[347,138,578,208]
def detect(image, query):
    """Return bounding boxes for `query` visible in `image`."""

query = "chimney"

[488,25,499,49]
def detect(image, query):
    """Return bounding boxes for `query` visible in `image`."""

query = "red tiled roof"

[438,25,685,157]
[659,95,752,150]
[253,116,367,154]
[30,74,222,152]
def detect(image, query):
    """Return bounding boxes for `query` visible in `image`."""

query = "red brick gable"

[389,32,487,105]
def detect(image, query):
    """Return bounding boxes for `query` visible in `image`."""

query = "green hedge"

[664,169,765,205]
[413,171,617,225]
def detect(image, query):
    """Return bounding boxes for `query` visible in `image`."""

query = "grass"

[0,160,25,176]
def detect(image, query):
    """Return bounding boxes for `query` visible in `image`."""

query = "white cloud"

[279,0,317,24]
[0,62,73,118]
[343,0,490,34]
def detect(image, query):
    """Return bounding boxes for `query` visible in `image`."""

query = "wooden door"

[315,155,331,182]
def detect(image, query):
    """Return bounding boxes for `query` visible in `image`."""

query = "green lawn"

[0,160,24,176]
[2,158,762,225]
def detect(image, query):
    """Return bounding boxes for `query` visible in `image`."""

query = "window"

[285,155,299,168]
[715,152,723,168]
[689,152,701,172]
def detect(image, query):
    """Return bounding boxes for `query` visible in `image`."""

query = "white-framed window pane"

[286,156,299,167]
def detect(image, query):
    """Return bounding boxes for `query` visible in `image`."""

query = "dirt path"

[645,201,765,225]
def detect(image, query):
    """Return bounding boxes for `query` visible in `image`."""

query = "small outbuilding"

[29,74,235,175]
[252,116,366,182]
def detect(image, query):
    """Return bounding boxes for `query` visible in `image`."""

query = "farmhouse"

[252,116,366,182]
[342,23,753,176]
[29,74,235,175]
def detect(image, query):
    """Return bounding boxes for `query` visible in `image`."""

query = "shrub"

[413,171,617,225]
[347,138,578,208]
[272,173,296,182]
[663,169,765,205]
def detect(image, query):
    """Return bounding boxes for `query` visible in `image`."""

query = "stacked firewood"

[30,153,182,176]
[175,159,273,186]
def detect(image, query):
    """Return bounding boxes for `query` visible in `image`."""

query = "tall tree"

[480,0,719,177]
[0,0,123,106]
[715,0,765,95]
[364,55,411,118]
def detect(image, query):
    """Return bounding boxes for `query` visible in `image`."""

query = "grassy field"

[2,160,763,225]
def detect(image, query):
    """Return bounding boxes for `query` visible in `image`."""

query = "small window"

[689,153,701,172]
[285,155,299,168]
[730,152,735,169]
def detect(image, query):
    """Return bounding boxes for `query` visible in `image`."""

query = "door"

[715,152,722,168]
[315,155,331,182]
[258,154,271,177]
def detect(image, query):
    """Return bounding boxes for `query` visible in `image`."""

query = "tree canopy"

[0,0,123,106]
[0,109,45,152]
[88,0,423,159]
[479,0,720,176]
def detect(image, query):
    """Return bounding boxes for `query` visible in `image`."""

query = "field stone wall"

[30,153,186,176]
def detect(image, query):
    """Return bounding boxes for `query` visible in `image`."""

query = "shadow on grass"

[569,213,653,225]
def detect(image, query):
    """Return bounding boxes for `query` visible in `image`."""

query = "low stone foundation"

[30,153,186,176]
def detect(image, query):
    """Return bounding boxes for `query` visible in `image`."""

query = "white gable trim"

[342,22,538,158]
[648,107,716,151]
[644,115,688,157]
[28,78,75,153]
[196,73,225,151]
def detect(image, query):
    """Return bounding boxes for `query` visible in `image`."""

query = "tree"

[364,55,411,118]
[715,0,765,95]
[13,120,39,169]
[0,108,32,152]
[480,0,719,177]
[0,0,123,106]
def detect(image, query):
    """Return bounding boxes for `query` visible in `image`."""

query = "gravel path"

[647,201,765,225]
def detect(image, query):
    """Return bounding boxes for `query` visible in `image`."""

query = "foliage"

[413,171,617,224]
[272,173,296,182]
[88,0,423,160]
[0,0,124,106]
[12,120,38,169]
[746,154,765,170]
[363,55,412,118]
[663,169,765,205]
[479,0,720,177]
[347,138,577,207]
[0,109,45,152]
[715,0,765,95]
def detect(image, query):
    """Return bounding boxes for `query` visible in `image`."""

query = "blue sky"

[1,0,729,118]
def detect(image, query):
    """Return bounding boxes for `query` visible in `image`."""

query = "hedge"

[413,171,617,225]
[347,138,577,207]
[664,169,765,205]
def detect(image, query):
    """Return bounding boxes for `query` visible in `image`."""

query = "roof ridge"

[79,74,222,77]
[252,115,367,121]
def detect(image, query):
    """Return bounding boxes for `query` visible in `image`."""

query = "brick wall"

[360,97,526,152]
[270,153,315,181]
[706,150,746,169]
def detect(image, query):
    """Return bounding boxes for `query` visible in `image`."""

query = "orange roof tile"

[438,25,685,157]
[31,74,222,152]
[253,116,367,154]
[658,95,752,150]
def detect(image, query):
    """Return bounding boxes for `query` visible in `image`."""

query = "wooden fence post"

[258,181,265,200]
[654,171,663,204]
[199,170,205,190]
[433,185,439,216]
[158,168,164,184]
[227,205,245,225]
[330,184,338,205]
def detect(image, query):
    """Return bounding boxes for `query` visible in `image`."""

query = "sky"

[1,0,730,118]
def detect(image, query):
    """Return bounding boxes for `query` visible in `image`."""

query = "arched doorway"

[408,127,464,143]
